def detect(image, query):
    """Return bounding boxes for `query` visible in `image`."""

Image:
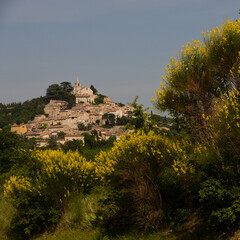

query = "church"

[72,76,98,104]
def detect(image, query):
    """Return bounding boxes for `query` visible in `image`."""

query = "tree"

[94,94,106,105]
[46,84,64,101]
[90,85,98,94]
[153,19,240,137]
[57,131,66,139]
[102,113,115,126]
[60,82,73,93]
[118,102,125,107]
[116,115,132,125]
[82,133,96,149]
[78,123,92,131]
[127,96,153,132]
[46,83,75,108]
[61,139,84,153]
[0,129,29,174]
[47,136,58,149]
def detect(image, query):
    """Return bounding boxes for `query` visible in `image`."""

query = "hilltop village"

[11,79,134,147]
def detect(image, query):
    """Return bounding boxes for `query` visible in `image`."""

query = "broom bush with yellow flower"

[3,149,109,238]
[94,131,194,230]
[153,19,240,138]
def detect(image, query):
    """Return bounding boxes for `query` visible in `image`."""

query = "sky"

[0,0,239,111]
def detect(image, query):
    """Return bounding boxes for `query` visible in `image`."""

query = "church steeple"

[74,75,81,88]
[73,75,82,95]
[76,75,81,87]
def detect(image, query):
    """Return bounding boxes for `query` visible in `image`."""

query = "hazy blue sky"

[0,0,239,110]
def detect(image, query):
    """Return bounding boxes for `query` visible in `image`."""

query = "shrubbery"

[2,19,240,239]
[3,150,109,238]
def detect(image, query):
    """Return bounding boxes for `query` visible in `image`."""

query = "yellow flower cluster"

[216,89,240,128]
[171,139,194,175]
[34,149,94,180]
[4,176,32,202]
[172,159,188,175]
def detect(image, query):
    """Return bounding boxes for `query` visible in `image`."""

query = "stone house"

[11,123,27,134]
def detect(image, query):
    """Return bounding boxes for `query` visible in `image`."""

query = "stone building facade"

[72,76,97,104]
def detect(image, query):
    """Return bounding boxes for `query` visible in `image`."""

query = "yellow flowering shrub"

[153,19,240,129]
[202,89,240,161]
[95,131,194,177]
[34,150,97,195]
[3,149,112,237]
[4,176,33,206]
[4,149,113,205]
[96,131,171,173]
[94,131,195,229]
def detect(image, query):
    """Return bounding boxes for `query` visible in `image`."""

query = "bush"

[95,131,190,230]
[3,150,108,238]
[194,89,240,231]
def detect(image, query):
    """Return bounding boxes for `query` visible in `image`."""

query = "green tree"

[60,81,73,93]
[47,136,58,150]
[102,113,115,126]
[90,85,98,94]
[127,96,153,132]
[0,129,29,174]
[57,131,66,139]
[46,83,75,108]
[46,84,64,101]
[61,139,84,153]
[94,94,106,105]
[82,133,96,149]
[116,115,132,125]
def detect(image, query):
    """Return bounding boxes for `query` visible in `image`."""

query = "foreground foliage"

[2,19,240,240]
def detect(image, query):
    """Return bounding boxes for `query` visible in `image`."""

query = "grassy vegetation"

[0,195,17,240]
[36,228,176,240]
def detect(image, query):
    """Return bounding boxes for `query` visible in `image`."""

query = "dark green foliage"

[0,96,47,128]
[102,113,115,127]
[78,123,92,131]
[90,85,98,94]
[118,102,125,107]
[127,96,155,132]
[128,96,146,130]
[61,134,116,160]
[150,113,170,127]
[57,131,66,139]
[0,129,30,175]
[116,116,133,126]
[46,82,75,108]
[62,139,84,153]
[94,94,106,105]
[8,192,62,240]
[47,136,58,150]
[95,185,128,234]
[46,84,64,100]
[198,178,240,231]
[60,82,73,93]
